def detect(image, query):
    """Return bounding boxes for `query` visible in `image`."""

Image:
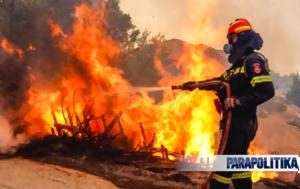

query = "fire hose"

[172,80,232,189]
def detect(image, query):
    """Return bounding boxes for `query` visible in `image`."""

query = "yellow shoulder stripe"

[250,75,272,87]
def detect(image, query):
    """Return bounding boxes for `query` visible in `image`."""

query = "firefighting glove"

[224,97,241,110]
[181,81,197,91]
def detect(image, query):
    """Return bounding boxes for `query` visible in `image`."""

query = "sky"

[120,0,300,75]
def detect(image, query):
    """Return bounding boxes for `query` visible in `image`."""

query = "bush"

[286,74,300,107]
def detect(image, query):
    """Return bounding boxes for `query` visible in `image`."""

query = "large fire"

[26,3,223,157]
[0,2,277,183]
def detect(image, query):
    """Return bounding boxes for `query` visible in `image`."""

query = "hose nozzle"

[171,85,183,90]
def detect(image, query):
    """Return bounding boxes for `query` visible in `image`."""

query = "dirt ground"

[255,104,300,154]
[254,104,300,183]
[0,158,119,189]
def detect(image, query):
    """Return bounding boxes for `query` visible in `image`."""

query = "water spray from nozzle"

[134,86,171,93]
[104,86,173,96]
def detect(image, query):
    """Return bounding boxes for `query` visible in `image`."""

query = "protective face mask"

[223,43,233,54]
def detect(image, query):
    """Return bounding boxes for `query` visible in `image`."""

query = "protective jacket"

[218,51,274,137]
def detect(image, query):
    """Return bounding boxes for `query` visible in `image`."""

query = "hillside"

[123,38,292,95]
[122,39,227,87]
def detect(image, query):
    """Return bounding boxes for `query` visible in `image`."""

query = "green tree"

[104,0,140,49]
[286,73,300,107]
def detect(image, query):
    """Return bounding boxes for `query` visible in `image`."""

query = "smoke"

[120,0,300,74]
[0,41,30,153]
[0,115,27,154]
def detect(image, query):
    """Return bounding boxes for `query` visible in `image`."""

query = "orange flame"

[48,19,66,38]
[27,44,36,51]
[19,3,278,184]
[0,39,23,59]
[23,3,224,157]
[248,145,279,182]
[1,39,15,54]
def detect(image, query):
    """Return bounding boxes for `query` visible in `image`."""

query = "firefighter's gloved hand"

[181,81,197,91]
[224,97,241,110]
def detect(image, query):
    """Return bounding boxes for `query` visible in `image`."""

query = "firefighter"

[178,18,275,189]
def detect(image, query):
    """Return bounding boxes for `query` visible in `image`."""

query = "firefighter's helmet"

[227,18,253,38]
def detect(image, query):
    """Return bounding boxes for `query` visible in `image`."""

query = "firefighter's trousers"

[209,130,255,189]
